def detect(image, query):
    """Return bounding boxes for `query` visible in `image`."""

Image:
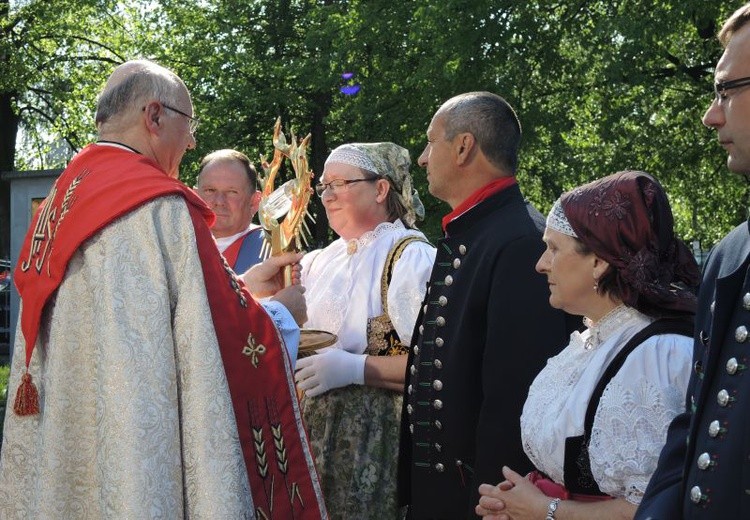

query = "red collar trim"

[441,177,517,232]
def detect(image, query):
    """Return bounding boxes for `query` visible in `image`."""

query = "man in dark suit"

[636,4,750,519]
[397,91,576,518]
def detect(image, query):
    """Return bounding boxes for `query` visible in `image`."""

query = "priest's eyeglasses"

[714,76,750,102]
[162,103,200,134]
[315,178,378,197]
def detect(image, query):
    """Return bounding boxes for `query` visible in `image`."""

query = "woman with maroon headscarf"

[476,171,700,520]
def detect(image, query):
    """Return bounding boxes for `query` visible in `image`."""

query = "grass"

[0,365,9,447]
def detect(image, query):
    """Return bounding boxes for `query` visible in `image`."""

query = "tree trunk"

[309,92,331,247]
[0,90,19,259]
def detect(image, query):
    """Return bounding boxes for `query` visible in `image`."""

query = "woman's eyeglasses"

[315,178,378,197]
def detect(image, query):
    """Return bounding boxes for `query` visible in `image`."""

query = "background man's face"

[197,160,260,238]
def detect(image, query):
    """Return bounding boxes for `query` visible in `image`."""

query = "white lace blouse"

[300,220,436,354]
[520,305,693,504]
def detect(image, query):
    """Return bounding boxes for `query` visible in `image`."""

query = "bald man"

[0,60,325,519]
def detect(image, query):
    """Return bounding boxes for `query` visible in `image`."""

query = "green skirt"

[301,385,403,520]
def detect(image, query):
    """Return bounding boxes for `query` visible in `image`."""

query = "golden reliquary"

[258,118,336,355]
[257,117,315,271]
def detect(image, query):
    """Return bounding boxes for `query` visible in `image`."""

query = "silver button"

[410,365,417,376]
[718,389,731,407]
[690,485,705,504]
[434,442,442,452]
[434,420,442,429]
[435,463,445,472]
[427,286,431,295]
[414,346,420,356]
[407,404,414,415]
[459,245,467,255]
[710,301,716,314]
[436,316,446,327]
[697,452,712,470]
[409,424,414,434]
[444,275,453,286]
[408,384,413,395]
[433,380,443,391]
[735,325,748,343]
[423,304,428,314]
[453,258,461,269]
[434,359,443,369]
[438,296,448,306]
[433,399,443,410]
[744,293,750,310]
[419,324,424,334]
[727,357,739,375]
[708,420,721,438]
[435,337,444,347]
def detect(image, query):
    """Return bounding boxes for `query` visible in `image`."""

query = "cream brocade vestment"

[0,196,255,519]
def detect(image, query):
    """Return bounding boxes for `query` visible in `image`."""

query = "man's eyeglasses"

[713,76,750,102]
[162,103,200,134]
[315,178,378,197]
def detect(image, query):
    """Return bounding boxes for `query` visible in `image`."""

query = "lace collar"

[345,220,405,255]
[575,305,642,351]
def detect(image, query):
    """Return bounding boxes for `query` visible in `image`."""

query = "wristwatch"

[545,497,561,520]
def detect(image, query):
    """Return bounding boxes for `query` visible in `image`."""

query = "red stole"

[441,176,517,233]
[15,144,197,378]
[223,234,245,267]
[222,229,252,268]
[14,144,326,518]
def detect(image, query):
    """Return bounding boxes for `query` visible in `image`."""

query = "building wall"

[0,170,61,361]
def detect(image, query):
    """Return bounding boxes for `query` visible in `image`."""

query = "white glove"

[295,348,367,397]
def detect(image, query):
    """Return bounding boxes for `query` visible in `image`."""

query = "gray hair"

[437,91,522,174]
[199,149,258,192]
[95,60,182,125]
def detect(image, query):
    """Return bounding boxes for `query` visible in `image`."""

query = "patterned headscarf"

[550,170,700,317]
[324,142,425,227]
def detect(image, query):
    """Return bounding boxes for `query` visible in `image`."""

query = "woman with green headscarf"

[295,142,436,519]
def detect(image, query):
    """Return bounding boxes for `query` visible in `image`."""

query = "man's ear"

[143,101,162,134]
[454,132,476,166]
[250,190,262,213]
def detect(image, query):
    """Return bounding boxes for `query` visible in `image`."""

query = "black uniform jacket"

[637,220,750,519]
[397,184,577,519]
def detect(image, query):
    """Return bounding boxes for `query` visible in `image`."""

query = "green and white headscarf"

[324,142,425,227]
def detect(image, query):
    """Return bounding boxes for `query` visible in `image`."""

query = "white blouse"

[300,220,436,354]
[520,305,693,504]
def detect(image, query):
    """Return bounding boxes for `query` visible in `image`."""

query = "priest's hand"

[295,348,366,396]
[271,285,308,326]
[242,252,303,297]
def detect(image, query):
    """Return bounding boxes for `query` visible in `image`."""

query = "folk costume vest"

[14,144,327,519]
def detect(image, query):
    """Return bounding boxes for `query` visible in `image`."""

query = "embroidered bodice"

[301,220,435,354]
[520,306,693,504]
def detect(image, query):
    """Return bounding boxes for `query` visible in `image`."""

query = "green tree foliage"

[0,0,141,256]
[3,0,746,251]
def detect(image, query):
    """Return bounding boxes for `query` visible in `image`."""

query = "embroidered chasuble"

[0,144,326,519]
